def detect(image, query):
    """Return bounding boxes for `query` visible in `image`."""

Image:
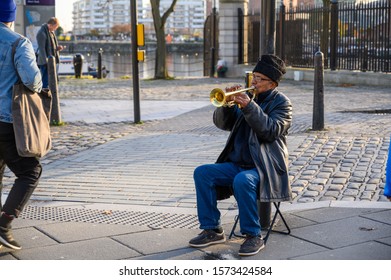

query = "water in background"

[82,51,204,78]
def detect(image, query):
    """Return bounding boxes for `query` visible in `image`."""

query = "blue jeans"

[39,64,49,88]
[193,162,261,236]
[39,63,59,88]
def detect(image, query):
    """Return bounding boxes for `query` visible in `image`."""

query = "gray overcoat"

[36,24,60,66]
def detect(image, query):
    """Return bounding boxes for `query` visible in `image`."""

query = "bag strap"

[11,37,23,82]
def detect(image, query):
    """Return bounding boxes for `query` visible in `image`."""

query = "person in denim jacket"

[0,0,42,250]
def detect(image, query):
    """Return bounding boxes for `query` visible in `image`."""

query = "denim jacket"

[0,23,42,123]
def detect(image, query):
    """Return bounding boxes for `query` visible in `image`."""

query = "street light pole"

[210,0,217,77]
[130,0,141,123]
[259,0,277,229]
[260,0,276,55]
[267,0,276,54]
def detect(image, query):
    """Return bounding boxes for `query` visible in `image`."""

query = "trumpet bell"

[209,86,255,107]
[210,88,226,107]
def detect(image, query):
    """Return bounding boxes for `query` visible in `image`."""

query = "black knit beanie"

[253,54,286,85]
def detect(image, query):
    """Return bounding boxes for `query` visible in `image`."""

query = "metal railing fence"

[243,0,390,73]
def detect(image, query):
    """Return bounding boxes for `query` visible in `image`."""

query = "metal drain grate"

[21,206,200,229]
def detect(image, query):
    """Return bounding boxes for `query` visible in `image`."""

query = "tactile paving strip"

[21,206,200,229]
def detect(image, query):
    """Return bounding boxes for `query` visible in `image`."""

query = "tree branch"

[162,0,178,25]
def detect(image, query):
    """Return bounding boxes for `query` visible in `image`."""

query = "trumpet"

[210,86,255,107]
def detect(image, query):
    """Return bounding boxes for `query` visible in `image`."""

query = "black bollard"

[313,50,324,131]
[97,48,103,79]
[73,53,84,78]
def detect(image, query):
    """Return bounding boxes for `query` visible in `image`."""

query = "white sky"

[55,0,78,33]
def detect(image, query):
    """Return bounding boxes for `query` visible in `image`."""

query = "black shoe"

[189,229,226,248]
[239,235,265,256]
[0,227,21,250]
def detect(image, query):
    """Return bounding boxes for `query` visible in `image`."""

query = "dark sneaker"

[189,229,226,248]
[239,235,265,256]
[0,227,21,250]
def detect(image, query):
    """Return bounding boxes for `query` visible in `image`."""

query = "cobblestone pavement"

[3,76,391,207]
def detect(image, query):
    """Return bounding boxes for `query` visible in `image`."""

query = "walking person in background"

[36,17,65,88]
[0,0,43,250]
[384,137,391,201]
[189,54,292,256]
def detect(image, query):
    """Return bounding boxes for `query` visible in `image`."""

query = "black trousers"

[0,121,42,223]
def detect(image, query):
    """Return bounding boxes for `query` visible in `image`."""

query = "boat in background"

[58,55,109,78]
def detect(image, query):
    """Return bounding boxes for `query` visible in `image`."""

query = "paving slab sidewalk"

[1,77,391,260]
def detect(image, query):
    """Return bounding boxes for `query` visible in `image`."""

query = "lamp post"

[260,0,276,55]
[278,0,285,60]
[130,0,141,123]
[259,0,277,229]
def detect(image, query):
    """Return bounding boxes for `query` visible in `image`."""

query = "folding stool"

[229,201,291,244]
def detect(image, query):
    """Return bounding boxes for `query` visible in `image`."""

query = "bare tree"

[150,0,178,79]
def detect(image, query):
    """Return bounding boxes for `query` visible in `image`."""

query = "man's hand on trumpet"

[225,84,252,108]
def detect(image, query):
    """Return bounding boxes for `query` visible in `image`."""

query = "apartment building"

[72,0,131,36]
[72,0,206,38]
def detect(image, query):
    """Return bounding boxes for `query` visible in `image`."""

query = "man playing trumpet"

[189,54,293,256]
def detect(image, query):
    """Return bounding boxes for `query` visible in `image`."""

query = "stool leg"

[272,202,291,235]
[263,202,291,244]
[229,214,246,239]
[230,202,291,242]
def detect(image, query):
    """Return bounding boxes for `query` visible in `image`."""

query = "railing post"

[279,1,286,61]
[48,55,62,124]
[330,0,338,71]
[313,50,324,131]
